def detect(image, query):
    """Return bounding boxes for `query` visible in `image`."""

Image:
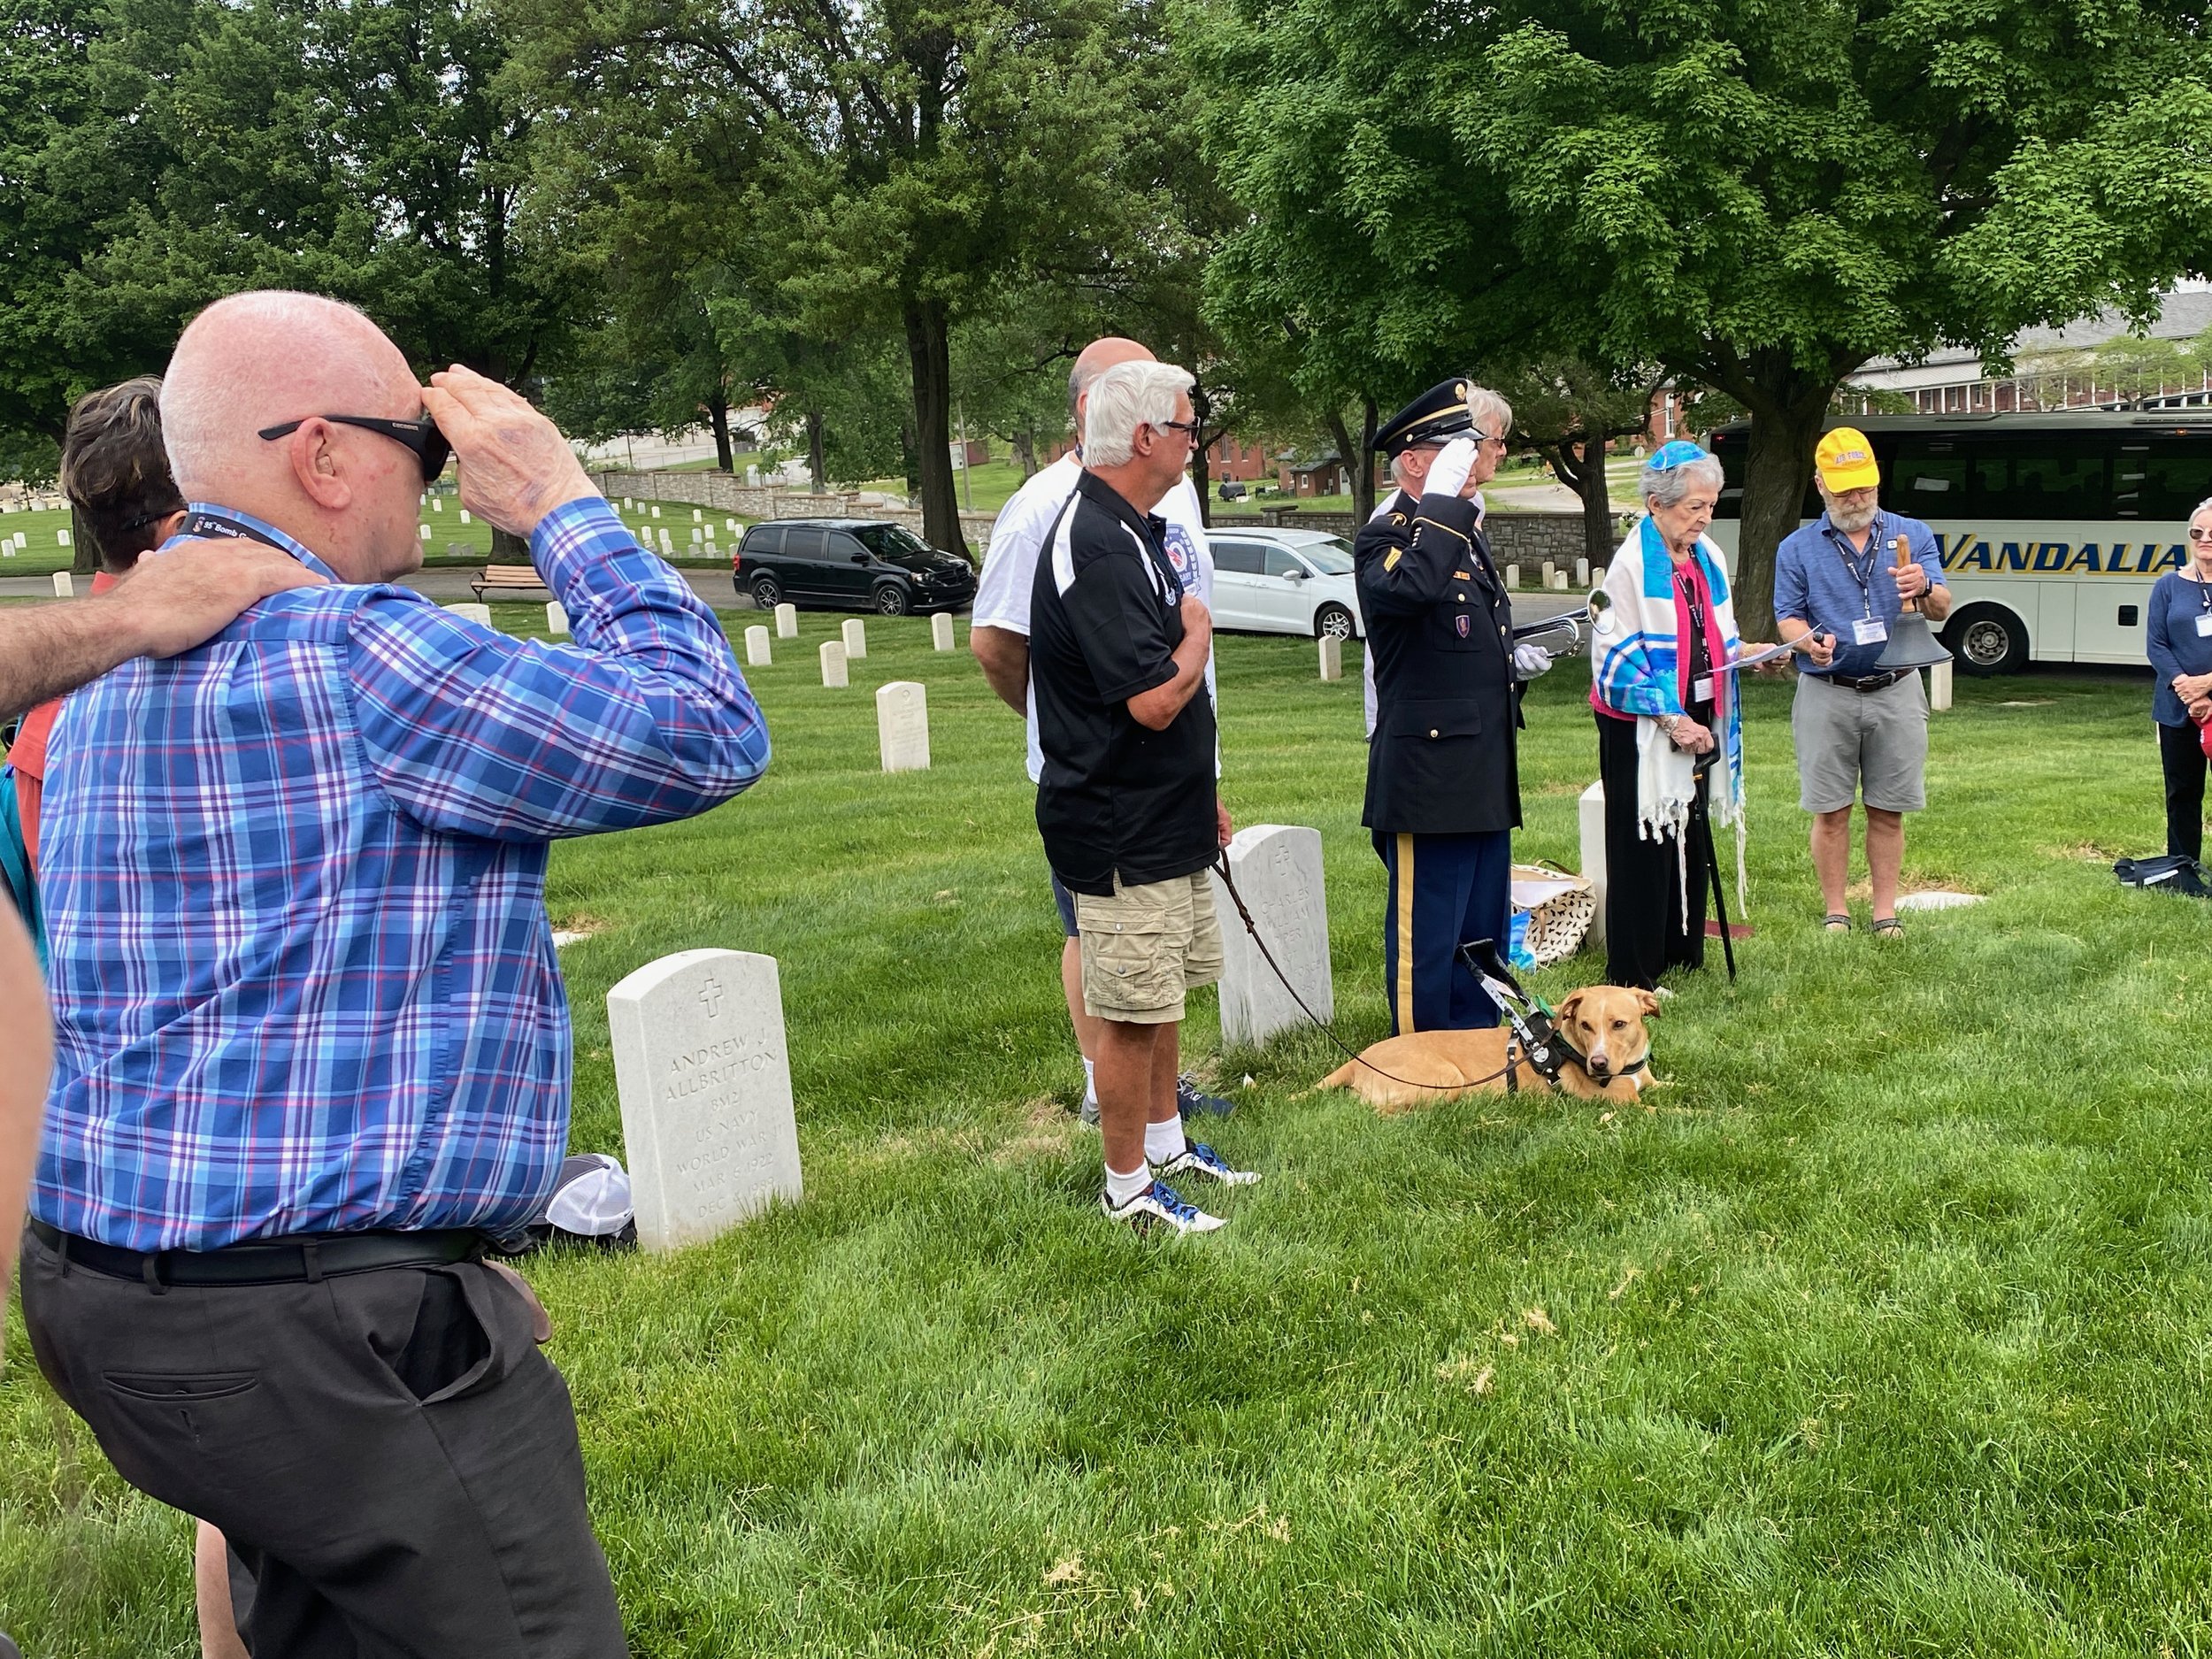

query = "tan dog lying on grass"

[1317,986,1662,1112]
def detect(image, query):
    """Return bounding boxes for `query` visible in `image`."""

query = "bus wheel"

[1944,603,2028,677]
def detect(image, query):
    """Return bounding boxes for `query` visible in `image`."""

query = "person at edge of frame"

[1353,379,1551,1035]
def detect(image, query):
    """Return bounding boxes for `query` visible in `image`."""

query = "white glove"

[1425,435,1480,500]
[1512,642,1552,680]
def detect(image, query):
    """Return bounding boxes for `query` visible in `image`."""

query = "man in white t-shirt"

[972,336,1232,1123]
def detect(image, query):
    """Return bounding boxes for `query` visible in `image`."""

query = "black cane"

[1691,746,1737,981]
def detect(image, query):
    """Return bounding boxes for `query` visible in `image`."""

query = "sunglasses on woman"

[257,414,451,485]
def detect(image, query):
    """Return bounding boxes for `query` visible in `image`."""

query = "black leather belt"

[1825,670,1905,693]
[29,1219,481,1289]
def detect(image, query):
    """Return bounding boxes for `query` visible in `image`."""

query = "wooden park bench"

[470,563,553,602]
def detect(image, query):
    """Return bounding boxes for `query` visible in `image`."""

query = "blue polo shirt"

[1773,510,1947,680]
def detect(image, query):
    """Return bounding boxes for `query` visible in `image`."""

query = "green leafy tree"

[507,0,1171,559]
[1187,0,2212,632]
[1496,359,1655,562]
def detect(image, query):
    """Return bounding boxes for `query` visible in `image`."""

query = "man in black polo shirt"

[1029,361,1256,1234]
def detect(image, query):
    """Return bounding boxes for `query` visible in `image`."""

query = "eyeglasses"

[257,414,450,485]
[1148,419,1200,440]
[2189,526,2212,543]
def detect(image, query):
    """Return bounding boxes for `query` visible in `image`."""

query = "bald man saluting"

[20,291,770,1657]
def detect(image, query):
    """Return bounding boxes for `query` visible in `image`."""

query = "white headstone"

[458,510,472,526]
[693,508,703,523]
[1574,557,1590,587]
[1319,635,1342,680]
[1504,564,1520,589]
[446,603,493,626]
[1928,658,1954,712]
[876,681,929,772]
[1578,781,1607,948]
[624,497,634,511]
[1210,825,1332,1048]
[433,498,444,512]
[1540,561,1555,587]
[1,541,12,557]
[745,625,772,666]
[652,504,662,518]
[657,528,673,556]
[747,465,761,487]
[820,641,849,687]
[606,949,803,1254]
[1549,570,1570,591]
[841,618,868,659]
[50,572,73,597]
[931,611,956,651]
[1592,565,1605,587]
[420,524,433,541]
[726,518,739,535]
[546,602,570,637]
[57,528,70,547]
[775,602,798,639]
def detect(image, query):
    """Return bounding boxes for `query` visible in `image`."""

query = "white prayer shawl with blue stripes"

[1591,516,1747,919]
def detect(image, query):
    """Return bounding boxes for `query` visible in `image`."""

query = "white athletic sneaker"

[1156,1142,1260,1187]
[1102,1179,1227,1235]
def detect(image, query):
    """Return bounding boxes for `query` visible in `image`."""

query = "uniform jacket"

[1355,488,1522,835]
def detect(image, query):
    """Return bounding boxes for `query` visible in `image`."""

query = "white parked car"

[1206,526,1365,639]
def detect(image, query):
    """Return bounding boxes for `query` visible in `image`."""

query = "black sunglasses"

[257,414,450,484]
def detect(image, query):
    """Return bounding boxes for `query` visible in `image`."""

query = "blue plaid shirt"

[35,496,770,1251]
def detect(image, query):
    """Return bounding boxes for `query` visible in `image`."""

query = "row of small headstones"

[3,527,66,556]
[1504,558,1600,592]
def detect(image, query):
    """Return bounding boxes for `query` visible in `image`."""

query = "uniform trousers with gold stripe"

[1371,828,1512,1033]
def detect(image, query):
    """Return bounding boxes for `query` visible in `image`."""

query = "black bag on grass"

[2115,854,2211,897]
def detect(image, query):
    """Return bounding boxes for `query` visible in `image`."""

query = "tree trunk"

[1011,428,1037,479]
[903,297,967,558]
[708,395,734,472]
[1356,395,1379,523]
[490,525,531,565]
[1733,392,1831,640]
[1323,408,1357,520]
[1188,382,1215,528]
[1553,437,1617,565]
[70,503,97,576]
[805,411,827,495]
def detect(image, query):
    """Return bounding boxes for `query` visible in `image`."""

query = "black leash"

[1690,749,1738,981]
[1209,854,1555,1094]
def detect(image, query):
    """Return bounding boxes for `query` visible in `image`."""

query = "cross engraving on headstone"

[698,974,726,1018]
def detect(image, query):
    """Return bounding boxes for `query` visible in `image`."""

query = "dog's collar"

[1517,1021,1647,1089]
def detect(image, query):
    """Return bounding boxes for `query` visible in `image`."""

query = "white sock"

[1104,1160,1152,1208]
[1144,1116,1187,1166]
[1082,1056,1097,1106]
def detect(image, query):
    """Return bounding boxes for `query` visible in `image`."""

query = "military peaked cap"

[1376,378,1485,457]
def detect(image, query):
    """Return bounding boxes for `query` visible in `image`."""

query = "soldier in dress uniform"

[1355,379,1549,1033]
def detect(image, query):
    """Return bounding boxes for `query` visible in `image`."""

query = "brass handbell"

[1874,535,1951,672]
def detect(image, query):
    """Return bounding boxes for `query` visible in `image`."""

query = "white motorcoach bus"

[1704,412,2212,674]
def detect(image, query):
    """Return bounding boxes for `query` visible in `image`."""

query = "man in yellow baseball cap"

[1772,425,1951,939]
[1814,427,1882,492]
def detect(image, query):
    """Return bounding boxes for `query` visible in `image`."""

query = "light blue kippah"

[1647,439,1707,471]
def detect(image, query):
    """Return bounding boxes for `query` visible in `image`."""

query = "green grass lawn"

[9,625,2212,1655]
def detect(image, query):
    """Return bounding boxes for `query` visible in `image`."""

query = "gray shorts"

[1791,671,1928,813]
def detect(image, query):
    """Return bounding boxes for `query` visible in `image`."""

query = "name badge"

[1854,618,1889,646]
[2195,613,2212,639]
[1692,675,1714,703]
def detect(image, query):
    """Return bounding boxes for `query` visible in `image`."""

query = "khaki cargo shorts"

[1074,872,1225,1025]
[1792,670,1929,813]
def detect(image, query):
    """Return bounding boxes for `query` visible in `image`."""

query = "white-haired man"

[1027,362,1255,1234]
[19,290,771,1656]
[972,338,1233,1124]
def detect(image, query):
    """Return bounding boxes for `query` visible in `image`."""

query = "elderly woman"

[1588,441,1759,988]
[2146,495,2212,861]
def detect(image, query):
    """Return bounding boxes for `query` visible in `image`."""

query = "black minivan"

[733,518,978,615]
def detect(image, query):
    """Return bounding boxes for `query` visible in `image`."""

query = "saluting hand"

[424,365,597,540]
